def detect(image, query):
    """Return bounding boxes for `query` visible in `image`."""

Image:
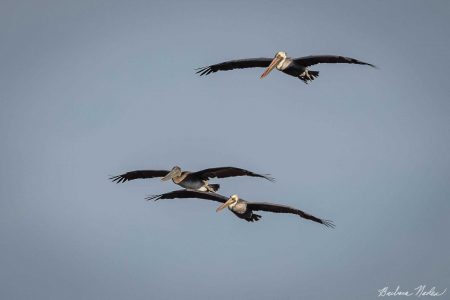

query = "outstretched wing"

[196,58,273,76]
[247,202,335,227]
[110,170,170,183]
[294,55,375,68]
[146,189,229,203]
[191,167,275,182]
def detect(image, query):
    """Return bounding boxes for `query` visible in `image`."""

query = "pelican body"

[110,166,274,192]
[147,190,334,227]
[197,51,375,84]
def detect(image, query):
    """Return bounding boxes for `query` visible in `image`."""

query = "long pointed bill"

[260,57,282,79]
[216,198,234,212]
[161,169,177,181]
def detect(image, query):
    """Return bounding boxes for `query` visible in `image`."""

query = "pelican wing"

[247,202,335,227]
[110,170,170,183]
[192,167,274,182]
[294,55,375,68]
[146,190,229,203]
[196,58,273,76]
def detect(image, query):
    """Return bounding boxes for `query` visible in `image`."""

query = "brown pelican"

[146,190,334,227]
[196,51,375,84]
[110,166,274,192]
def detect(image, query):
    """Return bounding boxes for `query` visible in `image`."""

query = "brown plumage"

[146,190,334,227]
[197,51,375,83]
[110,166,274,192]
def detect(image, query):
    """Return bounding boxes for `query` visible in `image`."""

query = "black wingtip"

[109,175,123,183]
[322,219,335,228]
[263,174,276,182]
[195,67,206,75]
[145,195,161,201]
[195,66,213,76]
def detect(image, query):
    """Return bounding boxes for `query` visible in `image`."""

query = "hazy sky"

[1,1,449,299]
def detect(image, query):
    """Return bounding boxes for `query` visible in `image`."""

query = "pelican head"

[216,194,239,212]
[260,51,287,79]
[161,166,182,181]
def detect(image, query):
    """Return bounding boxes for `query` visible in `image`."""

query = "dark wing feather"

[109,170,170,183]
[192,167,275,182]
[247,202,335,227]
[196,58,273,76]
[294,55,375,68]
[145,190,229,203]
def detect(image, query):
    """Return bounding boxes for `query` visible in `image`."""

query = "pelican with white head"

[260,51,287,79]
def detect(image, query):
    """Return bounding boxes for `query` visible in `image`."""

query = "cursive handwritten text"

[378,285,447,297]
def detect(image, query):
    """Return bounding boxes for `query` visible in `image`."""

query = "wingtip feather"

[263,174,276,182]
[145,195,161,201]
[323,219,335,228]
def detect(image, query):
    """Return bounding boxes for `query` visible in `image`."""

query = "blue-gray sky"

[1,1,449,299]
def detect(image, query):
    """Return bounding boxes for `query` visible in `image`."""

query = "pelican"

[146,190,334,227]
[110,166,274,192]
[196,51,375,84]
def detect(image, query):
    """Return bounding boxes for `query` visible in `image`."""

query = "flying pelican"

[110,166,274,192]
[146,189,334,227]
[196,51,375,83]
